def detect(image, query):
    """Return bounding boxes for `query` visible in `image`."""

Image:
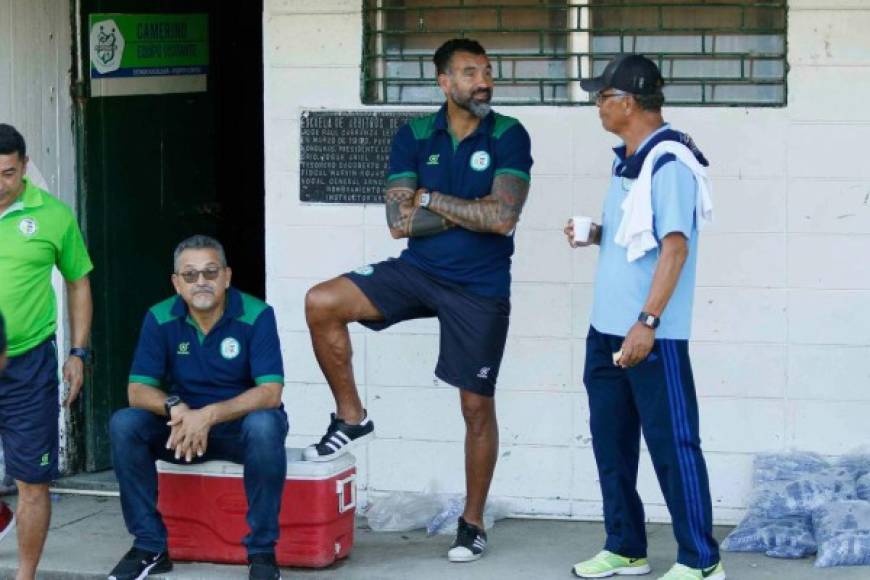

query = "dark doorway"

[76,0,265,471]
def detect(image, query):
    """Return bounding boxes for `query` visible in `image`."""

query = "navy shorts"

[0,338,60,483]
[344,258,510,397]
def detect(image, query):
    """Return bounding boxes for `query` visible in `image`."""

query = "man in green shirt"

[0,124,93,580]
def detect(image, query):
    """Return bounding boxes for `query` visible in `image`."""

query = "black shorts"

[0,338,60,483]
[344,258,510,397]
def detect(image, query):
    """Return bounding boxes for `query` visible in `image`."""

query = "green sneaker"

[572,550,651,578]
[656,562,725,580]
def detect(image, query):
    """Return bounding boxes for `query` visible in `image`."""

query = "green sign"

[89,13,209,78]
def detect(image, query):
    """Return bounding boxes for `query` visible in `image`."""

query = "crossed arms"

[385,173,530,239]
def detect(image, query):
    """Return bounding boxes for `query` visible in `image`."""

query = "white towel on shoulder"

[614,141,714,262]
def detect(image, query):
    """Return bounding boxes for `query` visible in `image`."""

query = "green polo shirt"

[0,178,93,356]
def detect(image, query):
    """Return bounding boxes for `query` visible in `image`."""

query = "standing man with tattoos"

[304,38,532,562]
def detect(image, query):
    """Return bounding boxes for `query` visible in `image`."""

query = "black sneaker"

[248,553,281,580]
[447,516,487,562]
[107,547,172,580]
[303,411,374,462]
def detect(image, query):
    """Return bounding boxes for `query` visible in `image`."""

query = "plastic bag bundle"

[365,492,511,534]
[426,496,511,536]
[812,500,870,567]
[365,492,443,532]
[749,470,857,519]
[724,451,858,560]
[752,451,829,485]
[721,514,816,558]
[836,451,870,480]
[857,473,870,501]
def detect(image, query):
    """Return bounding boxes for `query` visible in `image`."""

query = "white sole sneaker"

[303,430,374,462]
[448,546,483,563]
[573,563,652,578]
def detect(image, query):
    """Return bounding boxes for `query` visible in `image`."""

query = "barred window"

[362,1,787,106]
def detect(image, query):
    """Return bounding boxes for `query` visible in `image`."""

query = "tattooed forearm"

[408,207,453,237]
[427,173,530,235]
[385,176,415,238]
[385,177,453,239]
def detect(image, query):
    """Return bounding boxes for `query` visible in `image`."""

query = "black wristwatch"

[164,395,183,417]
[69,347,91,361]
[638,311,660,329]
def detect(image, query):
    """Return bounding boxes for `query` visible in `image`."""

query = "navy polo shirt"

[128,288,284,409]
[388,104,533,298]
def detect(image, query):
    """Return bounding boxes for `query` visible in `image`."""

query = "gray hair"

[633,89,665,112]
[173,235,227,272]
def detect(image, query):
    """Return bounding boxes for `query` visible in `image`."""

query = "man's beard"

[190,288,216,310]
[452,87,492,119]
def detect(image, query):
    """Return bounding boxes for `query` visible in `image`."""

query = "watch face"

[639,312,659,328]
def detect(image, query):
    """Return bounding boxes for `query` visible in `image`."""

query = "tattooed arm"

[385,175,454,239]
[422,173,530,236]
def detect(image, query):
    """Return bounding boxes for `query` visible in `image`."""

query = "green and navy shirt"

[389,104,533,298]
[129,288,284,409]
[0,177,93,356]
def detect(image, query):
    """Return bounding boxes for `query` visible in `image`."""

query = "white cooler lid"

[156,448,355,479]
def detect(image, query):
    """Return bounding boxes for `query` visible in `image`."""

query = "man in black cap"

[565,55,725,580]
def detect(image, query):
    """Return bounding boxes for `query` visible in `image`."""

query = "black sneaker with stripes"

[107,547,172,580]
[447,516,488,562]
[302,411,374,462]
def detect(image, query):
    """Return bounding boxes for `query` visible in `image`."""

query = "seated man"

[108,235,288,580]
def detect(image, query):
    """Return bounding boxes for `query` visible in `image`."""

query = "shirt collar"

[170,286,242,321]
[0,200,24,220]
[0,178,42,219]
[612,123,671,163]
[433,102,494,138]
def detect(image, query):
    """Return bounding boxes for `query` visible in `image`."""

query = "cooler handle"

[336,474,357,513]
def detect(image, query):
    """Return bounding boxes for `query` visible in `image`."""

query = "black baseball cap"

[580,54,664,95]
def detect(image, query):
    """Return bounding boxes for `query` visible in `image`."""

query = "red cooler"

[156,448,356,568]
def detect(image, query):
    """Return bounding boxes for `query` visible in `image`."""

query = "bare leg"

[305,277,383,424]
[460,389,499,528]
[15,481,51,580]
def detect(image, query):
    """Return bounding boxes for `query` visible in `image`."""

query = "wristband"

[69,347,91,361]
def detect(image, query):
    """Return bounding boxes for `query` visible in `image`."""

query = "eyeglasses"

[176,267,223,283]
[594,90,628,104]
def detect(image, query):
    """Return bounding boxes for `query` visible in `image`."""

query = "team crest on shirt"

[220,337,241,360]
[18,217,38,237]
[469,151,491,171]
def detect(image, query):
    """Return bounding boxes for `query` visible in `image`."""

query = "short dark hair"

[433,38,486,75]
[0,124,26,158]
[633,89,665,112]
[173,234,227,271]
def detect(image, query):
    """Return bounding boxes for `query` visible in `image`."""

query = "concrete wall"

[0,0,77,474]
[0,0,76,205]
[263,0,870,524]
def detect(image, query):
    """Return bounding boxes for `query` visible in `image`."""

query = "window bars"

[362,0,787,106]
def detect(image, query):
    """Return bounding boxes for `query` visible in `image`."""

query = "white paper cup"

[572,216,592,244]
